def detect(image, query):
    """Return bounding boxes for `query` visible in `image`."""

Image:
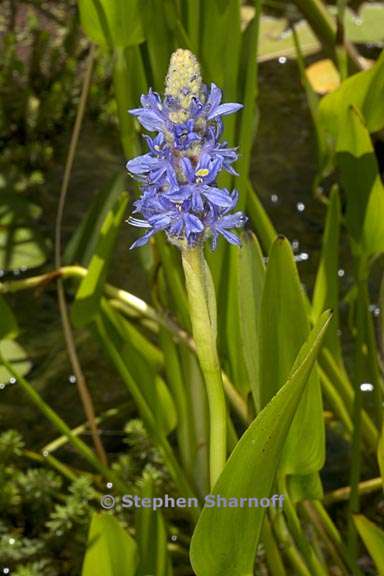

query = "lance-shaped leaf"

[312,186,342,363]
[72,193,128,327]
[354,515,384,575]
[82,512,138,576]
[190,310,331,576]
[237,231,265,410]
[259,236,325,476]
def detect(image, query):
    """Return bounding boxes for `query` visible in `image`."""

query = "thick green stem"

[181,245,227,487]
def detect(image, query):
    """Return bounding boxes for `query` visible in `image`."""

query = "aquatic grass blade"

[71,193,128,327]
[98,300,177,436]
[353,515,384,575]
[312,186,343,363]
[78,0,144,49]
[190,311,332,576]
[64,173,126,266]
[82,512,138,576]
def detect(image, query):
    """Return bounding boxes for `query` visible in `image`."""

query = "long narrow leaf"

[190,311,331,576]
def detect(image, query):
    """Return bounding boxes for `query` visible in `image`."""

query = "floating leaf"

[190,311,331,576]
[82,512,138,576]
[0,340,32,384]
[305,59,340,94]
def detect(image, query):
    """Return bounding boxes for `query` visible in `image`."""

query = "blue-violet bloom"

[127,49,247,249]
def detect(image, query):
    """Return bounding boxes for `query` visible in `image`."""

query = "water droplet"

[0,384,5,390]
[373,306,381,317]
[278,56,287,64]
[0,270,4,278]
[106,482,113,489]
[337,269,345,278]
[291,240,300,252]
[9,538,15,545]
[13,269,20,277]
[42,450,49,457]
[353,16,363,26]
[270,194,279,204]
[20,266,27,273]
[9,377,16,385]
[3,569,10,574]
[296,202,305,213]
[171,535,177,542]
[360,382,374,392]
[68,375,77,384]
[295,252,309,262]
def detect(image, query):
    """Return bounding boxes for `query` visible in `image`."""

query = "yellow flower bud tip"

[165,49,203,123]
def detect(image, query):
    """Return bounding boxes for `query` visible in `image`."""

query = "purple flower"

[204,83,243,120]
[126,49,246,249]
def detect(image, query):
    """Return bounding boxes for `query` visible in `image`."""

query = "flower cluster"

[127,49,246,250]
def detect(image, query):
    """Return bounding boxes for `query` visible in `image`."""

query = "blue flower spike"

[126,49,246,250]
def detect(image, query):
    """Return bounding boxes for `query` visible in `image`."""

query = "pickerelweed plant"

[127,49,246,486]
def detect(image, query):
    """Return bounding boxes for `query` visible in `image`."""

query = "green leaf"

[64,173,126,266]
[138,0,173,90]
[0,297,18,340]
[78,0,144,49]
[190,311,332,576]
[319,50,384,140]
[237,231,265,411]
[354,515,384,575]
[312,186,342,362]
[378,424,384,485]
[0,339,32,384]
[71,193,128,327]
[259,237,325,477]
[0,193,47,273]
[98,301,177,436]
[336,106,384,256]
[82,512,138,576]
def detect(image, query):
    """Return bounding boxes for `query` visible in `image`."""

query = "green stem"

[262,514,287,576]
[281,478,328,576]
[347,271,365,563]
[272,509,312,576]
[311,501,363,576]
[96,311,200,520]
[181,245,227,487]
[324,476,383,504]
[0,355,125,492]
[0,266,249,425]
